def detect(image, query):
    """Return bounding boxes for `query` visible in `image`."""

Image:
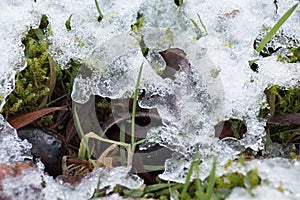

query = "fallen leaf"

[224,9,240,17]
[8,106,68,129]
[159,48,190,79]
[267,113,300,127]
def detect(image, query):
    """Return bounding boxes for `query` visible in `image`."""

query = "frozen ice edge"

[1,164,143,199]
[0,0,300,199]
[225,158,300,200]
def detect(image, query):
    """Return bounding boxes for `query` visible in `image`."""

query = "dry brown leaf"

[224,9,240,17]
[8,106,68,129]
[97,143,119,168]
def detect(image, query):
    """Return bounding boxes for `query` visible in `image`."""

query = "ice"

[1,165,143,200]
[226,184,289,200]
[0,115,32,163]
[0,0,300,198]
[222,158,300,199]
[97,193,134,200]
[42,167,143,199]
[0,0,41,110]
[71,0,300,181]
[162,157,300,199]
[34,0,142,68]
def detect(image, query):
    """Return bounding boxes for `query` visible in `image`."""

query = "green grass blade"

[204,157,217,200]
[94,174,102,197]
[94,0,104,22]
[78,140,87,160]
[255,3,299,53]
[143,165,164,171]
[123,189,144,197]
[65,14,73,32]
[179,0,183,6]
[190,13,207,40]
[194,152,205,199]
[197,14,207,36]
[190,18,198,29]
[180,161,194,197]
[89,159,99,169]
[134,138,146,145]
[175,0,183,7]
[131,62,144,151]
[144,183,176,193]
[155,184,183,196]
[74,105,90,159]
[119,123,126,166]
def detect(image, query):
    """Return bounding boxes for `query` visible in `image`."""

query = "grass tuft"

[255,3,299,53]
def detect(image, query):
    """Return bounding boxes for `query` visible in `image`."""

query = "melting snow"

[0,0,300,199]
[0,115,31,163]
[1,164,143,199]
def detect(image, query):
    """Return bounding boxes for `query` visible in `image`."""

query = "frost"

[42,166,143,199]
[98,193,133,200]
[35,0,142,68]
[0,0,300,198]
[1,165,143,199]
[222,158,300,199]
[0,0,41,110]
[227,184,288,200]
[70,0,300,185]
[0,115,32,163]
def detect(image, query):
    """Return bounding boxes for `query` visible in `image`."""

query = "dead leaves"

[9,106,68,129]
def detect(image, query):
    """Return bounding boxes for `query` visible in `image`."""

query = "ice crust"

[71,0,300,183]
[0,0,41,109]
[224,158,300,200]
[0,115,32,163]
[0,0,300,199]
[1,165,143,200]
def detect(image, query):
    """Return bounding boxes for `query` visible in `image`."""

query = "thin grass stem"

[131,62,144,152]
[255,3,299,53]
[74,105,90,159]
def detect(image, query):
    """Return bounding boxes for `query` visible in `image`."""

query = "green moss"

[245,168,261,190]
[214,169,261,199]
[65,14,73,32]
[290,152,300,160]
[259,85,300,145]
[277,46,300,63]
[174,0,183,7]
[75,36,85,47]
[215,172,245,189]
[210,68,221,78]
[238,153,246,165]
[131,12,144,33]
[1,15,80,120]
[260,85,300,117]
[224,159,233,169]
[1,16,51,118]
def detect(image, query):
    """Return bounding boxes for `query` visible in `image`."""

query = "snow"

[0,0,300,199]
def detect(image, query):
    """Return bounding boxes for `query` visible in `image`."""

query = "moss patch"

[1,15,80,120]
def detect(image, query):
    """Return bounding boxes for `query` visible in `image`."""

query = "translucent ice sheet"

[70,0,300,178]
[0,115,31,163]
[0,0,40,109]
[224,158,300,200]
[1,164,143,200]
[1,0,300,199]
